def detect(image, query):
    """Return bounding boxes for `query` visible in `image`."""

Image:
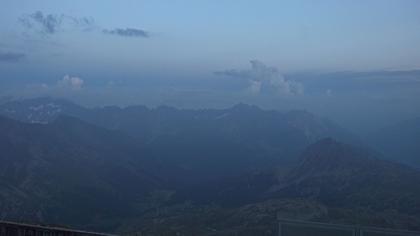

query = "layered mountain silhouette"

[0,115,167,229]
[1,98,419,233]
[0,98,359,180]
[129,138,420,234]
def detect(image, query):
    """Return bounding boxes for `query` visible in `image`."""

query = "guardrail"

[0,221,114,236]
[278,219,420,236]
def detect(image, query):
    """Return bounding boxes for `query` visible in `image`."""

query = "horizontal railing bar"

[278,218,420,235]
[0,220,115,236]
[278,218,357,230]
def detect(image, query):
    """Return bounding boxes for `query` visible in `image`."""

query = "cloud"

[57,75,84,90]
[249,80,262,94]
[19,11,150,40]
[0,52,25,63]
[102,28,149,38]
[66,16,96,30]
[20,11,63,35]
[216,60,304,95]
[19,11,95,35]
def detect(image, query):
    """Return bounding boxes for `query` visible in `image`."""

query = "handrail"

[0,220,115,236]
[278,218,420,236]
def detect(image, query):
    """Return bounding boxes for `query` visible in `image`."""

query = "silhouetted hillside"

[270,138,420,229]
[0,115,165,230]
[368,117,420,167]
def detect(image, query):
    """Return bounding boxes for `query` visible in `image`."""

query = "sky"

[0,0,420,133]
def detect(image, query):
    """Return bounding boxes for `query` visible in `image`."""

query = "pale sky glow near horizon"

[0,0,420,133]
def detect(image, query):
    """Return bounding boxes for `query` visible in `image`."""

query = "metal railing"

[0,221,114,236]
[278,219,420,236]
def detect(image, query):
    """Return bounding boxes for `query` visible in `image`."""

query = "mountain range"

[0,97,419,234]
[0,115,167,230]
[0,97,359,180]
[124,138,420,235]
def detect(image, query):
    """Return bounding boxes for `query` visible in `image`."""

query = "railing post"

[355,227,361,236]
[278,222,282,236]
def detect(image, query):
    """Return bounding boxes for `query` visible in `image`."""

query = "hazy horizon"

[1,0,420,133]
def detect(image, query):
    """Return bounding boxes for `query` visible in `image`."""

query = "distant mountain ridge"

[0,98,355,141]
[0,97,361,181]
[0,97,359,144]
[0,97,89,124]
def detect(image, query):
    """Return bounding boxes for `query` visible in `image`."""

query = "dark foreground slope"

[0,116,166,230]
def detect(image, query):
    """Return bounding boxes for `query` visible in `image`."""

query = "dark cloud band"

[102,28,149,38]
[19,11,95,35]
[19,11,149,39]
[20,11,63,34]
[0,52,25,63]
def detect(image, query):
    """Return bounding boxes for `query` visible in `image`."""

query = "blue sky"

[0,0,420,132]
[2,0,420,72]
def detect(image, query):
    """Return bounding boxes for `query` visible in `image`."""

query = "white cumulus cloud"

[58,75,84,90]
[216,60,303,95]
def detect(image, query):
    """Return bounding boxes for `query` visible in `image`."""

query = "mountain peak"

[273,138,420,218]
[286,138,376,181]
[0,97,88,124]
